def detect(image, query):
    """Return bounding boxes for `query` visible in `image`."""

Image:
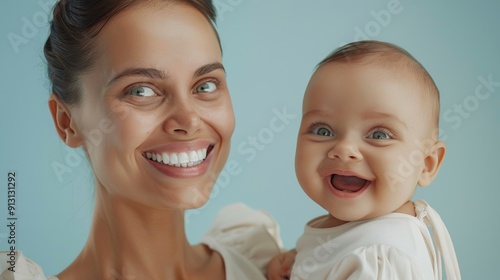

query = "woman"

[0,0,281,279]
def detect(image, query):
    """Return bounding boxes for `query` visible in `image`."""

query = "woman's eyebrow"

[107,68,167,86]
[194,62,225,78]
[106,63,224,87]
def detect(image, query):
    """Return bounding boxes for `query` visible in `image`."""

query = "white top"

[0,203,282,280]
[291,200,460,280]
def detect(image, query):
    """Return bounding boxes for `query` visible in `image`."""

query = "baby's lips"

[331,174,368,192]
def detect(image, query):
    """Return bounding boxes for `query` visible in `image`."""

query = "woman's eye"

[128,85,156,97]
[195,81,217,93]
[368,130,391,140]
[312,126,333,137]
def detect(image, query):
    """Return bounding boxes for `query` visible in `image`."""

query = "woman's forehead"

[85,4,221,83]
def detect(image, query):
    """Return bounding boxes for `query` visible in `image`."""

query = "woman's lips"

[144,146,210,167]
[143,144,215,178]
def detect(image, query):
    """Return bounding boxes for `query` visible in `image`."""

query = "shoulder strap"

[414,200,461,280]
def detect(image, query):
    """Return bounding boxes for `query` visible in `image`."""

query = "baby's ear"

[48,94,83,148]
[418,141,446,187]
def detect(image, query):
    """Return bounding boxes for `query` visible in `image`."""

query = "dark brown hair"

[317,40,440,132]
[44,0,219,105]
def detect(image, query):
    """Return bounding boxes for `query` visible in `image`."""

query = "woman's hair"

[44,0,219,105]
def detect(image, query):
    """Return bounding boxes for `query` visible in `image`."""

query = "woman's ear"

[48,94,82,148]
[418,141,446,187]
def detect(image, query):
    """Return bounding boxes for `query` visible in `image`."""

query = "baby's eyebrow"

[301,109,328,119]
[363,112,407,129]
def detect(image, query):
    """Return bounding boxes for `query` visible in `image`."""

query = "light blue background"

[1,0,499,278]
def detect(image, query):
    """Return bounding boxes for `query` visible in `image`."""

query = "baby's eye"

[195,81,217,93]
[368,130,391,140]
[128,85,156,97]
[312,126,333,137]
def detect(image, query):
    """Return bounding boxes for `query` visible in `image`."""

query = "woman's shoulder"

[0,251,58,280]
[201,203,283,279]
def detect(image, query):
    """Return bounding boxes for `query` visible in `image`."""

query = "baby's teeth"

[178,152,189,164]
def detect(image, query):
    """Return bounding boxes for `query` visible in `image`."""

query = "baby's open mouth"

[330,174,369,193]
[144,145,214,167]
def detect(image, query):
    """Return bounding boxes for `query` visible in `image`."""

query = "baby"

[268,40,460,280]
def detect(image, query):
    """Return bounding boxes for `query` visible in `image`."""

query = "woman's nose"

[163,102,201,136]
[327,138,363,162]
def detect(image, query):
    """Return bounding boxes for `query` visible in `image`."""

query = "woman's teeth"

[145,148,207,167]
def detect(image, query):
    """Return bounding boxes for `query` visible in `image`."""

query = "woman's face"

[72,3,235,209]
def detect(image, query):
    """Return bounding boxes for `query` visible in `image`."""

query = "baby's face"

[295,62,435,222]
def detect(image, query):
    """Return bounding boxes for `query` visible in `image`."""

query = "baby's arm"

[266,249,297,280]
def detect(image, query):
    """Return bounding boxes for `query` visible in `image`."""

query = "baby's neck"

[313,201,416,228]
[394,200,417,216]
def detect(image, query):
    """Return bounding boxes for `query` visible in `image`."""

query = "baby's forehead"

[310,61,420,97]
[314,57,434,99]
[312,59,417,88]
[306,60,439,135]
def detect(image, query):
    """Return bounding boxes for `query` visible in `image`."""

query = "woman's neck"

[57,183,224,280]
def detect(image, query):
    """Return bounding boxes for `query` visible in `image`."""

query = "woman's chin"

[173,185,215,210]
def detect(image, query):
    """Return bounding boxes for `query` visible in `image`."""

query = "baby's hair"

[318,40,440,137]
[44,0,219,106]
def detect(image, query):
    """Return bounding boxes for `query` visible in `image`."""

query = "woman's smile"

[144,146,211,167]
[143,141,216,178]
